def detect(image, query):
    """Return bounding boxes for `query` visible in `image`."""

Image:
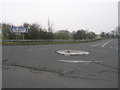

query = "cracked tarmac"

[2,39,118,88]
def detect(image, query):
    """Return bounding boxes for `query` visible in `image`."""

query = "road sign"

[11,27,28,33]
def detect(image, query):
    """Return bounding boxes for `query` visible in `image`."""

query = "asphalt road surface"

[2,39,118,88]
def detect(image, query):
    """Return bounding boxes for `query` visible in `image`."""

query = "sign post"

[11,27,28,43]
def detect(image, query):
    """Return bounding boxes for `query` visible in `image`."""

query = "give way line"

[59,60,103,63]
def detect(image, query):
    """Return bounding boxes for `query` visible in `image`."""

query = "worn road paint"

[2,51,10,53]
[59,60,103,63]
[56,50,89,56]
[90,44,101,47]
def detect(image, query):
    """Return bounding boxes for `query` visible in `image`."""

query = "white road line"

[115,47,118,49]
[56,50,90,56]
[90,44,101,47]
[2,51,10,53]
[26,49,33,52]
[109,47,113,48]
[109,47,118,49]
[102,40,112,47]
[59,60,103,63]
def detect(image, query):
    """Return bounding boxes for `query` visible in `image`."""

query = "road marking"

[102,40,112,47]
[56,50,89,56]
[26,49,33,52]
[109,47,118,49]
[2,51,10,53]
[90,44,101,47]
[59,60,103,63]
[115,47,118,49]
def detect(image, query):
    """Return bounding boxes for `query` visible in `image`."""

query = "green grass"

[2,38,102,45]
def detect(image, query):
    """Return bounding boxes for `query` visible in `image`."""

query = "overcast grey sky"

[1,0,119,34]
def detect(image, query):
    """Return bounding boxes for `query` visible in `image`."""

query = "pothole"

[56,50,89,56]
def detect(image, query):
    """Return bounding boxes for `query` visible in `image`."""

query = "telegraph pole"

[48,18,50,32]
[47,18,53,32]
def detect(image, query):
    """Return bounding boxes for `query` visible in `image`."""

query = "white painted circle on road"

[56,50,89,56]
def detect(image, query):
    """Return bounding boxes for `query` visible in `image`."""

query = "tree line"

[1,23,118,40]
[100,30,119,39]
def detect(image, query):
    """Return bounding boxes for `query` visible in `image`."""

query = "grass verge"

[2,38,102,45]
